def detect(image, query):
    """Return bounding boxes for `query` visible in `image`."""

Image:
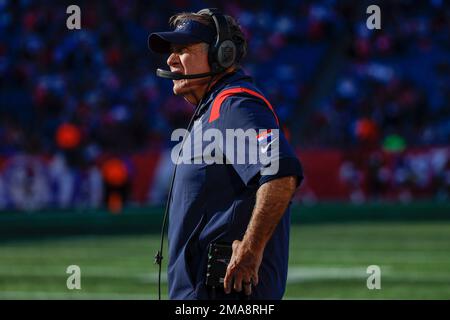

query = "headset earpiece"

[217,39,237,69]
[198,8,237,72]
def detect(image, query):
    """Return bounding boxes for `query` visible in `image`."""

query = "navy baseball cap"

[149,20,216,54]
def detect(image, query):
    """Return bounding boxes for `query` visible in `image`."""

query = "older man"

[149,8,303,300]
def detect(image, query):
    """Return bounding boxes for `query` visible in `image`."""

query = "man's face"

[166,43,211,97]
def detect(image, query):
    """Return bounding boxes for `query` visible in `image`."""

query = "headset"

[154,9,239,300]
[156,8,238,80]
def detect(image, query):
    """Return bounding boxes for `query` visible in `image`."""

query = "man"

[149,9,303,300]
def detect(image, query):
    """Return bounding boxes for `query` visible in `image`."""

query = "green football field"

[0,222,449,299]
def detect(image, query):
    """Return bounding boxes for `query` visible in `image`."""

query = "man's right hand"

[223,239,263,296]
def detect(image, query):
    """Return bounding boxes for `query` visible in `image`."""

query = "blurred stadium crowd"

[0,0,448,210]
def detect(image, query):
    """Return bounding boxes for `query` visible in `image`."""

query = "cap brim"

[148,32,201,54]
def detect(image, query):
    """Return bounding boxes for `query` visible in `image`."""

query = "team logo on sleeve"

[257,129,278,155]
[257,129,272,143]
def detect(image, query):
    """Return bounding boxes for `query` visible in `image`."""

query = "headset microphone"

[156,68,220,80]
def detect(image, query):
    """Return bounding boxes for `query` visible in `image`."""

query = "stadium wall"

[0,201,449,240]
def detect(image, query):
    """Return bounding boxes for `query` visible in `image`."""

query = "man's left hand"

[223,239,263,296]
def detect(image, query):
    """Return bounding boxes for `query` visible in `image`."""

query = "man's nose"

[167,53,178,67]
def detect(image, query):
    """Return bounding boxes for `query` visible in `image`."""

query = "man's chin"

[172,82,190,95]
[172,85,183,95]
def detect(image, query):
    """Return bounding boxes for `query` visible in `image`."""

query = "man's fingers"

[243,279,252,296]
[225,240,259,296]
[233,272,243,292]
[253,274,259,286]
[226,240,241,294]
[223,265,234,294]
